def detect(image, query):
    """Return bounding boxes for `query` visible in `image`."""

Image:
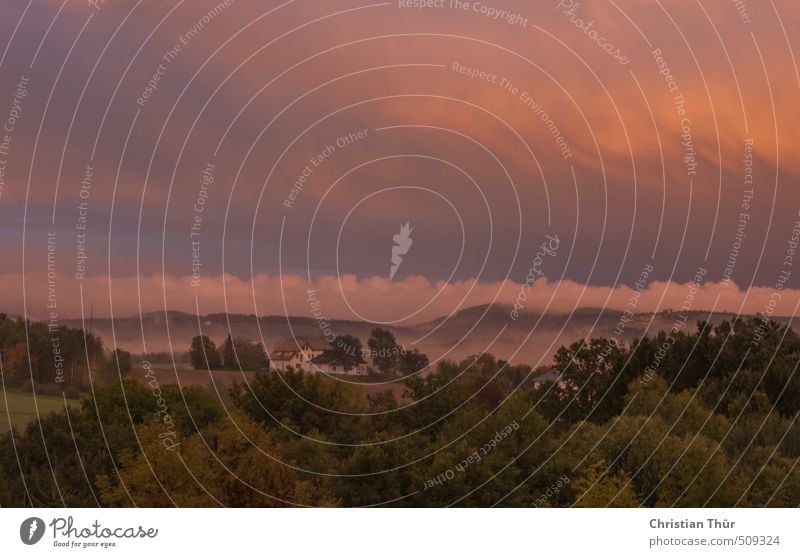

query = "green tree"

[189,335,221,370]
[97,414,336,507]
[233,338,268,371]
[221,334,235,370]
[109,348,132,374]
[400,349,429,375]
[367,328,400,374]
[572,461,639,507]
[329,334,364,371]
[552,337,628,423]
[331,334,362,356]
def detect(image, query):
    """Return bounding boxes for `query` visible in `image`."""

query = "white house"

[269,341,325,372]
[310,350,368,376]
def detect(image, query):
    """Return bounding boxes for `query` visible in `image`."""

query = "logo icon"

[390,222,413,280]
[20,517,45,545]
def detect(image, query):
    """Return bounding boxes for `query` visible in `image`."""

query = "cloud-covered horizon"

[7,271,799,324]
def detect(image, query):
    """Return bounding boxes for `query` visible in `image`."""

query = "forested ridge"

[1,317,799,507]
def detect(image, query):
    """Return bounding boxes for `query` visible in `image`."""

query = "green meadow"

[0,390,77,434]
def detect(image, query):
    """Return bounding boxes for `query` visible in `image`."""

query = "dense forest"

[0,313,130,396]
[1,317,799,507]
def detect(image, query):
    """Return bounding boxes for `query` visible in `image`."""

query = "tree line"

[0,313,131,397]
[188,328,429,377]
[189,334,268,371]
[1,317,799,506]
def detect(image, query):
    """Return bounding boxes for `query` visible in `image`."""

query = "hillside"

[61,306,788,365]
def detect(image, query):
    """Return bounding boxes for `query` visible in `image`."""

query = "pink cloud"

[4,271,797,323]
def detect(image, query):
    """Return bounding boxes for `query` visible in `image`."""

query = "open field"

[0,367,410,435]
[127,365,409,404]
[0,389,78,434]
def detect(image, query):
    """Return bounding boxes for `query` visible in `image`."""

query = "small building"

[269,341,326,372]
[310,350,368,376]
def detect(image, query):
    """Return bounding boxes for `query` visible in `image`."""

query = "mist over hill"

[60,305,790,366]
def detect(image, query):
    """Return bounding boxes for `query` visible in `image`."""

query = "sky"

[1,0,800,322]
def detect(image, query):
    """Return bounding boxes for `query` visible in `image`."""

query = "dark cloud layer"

[1,0,799,319]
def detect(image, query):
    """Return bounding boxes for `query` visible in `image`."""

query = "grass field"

[127,366,410,404]
[0,389,78,434]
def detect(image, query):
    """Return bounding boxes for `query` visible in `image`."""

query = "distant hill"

[60,305,793,366]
